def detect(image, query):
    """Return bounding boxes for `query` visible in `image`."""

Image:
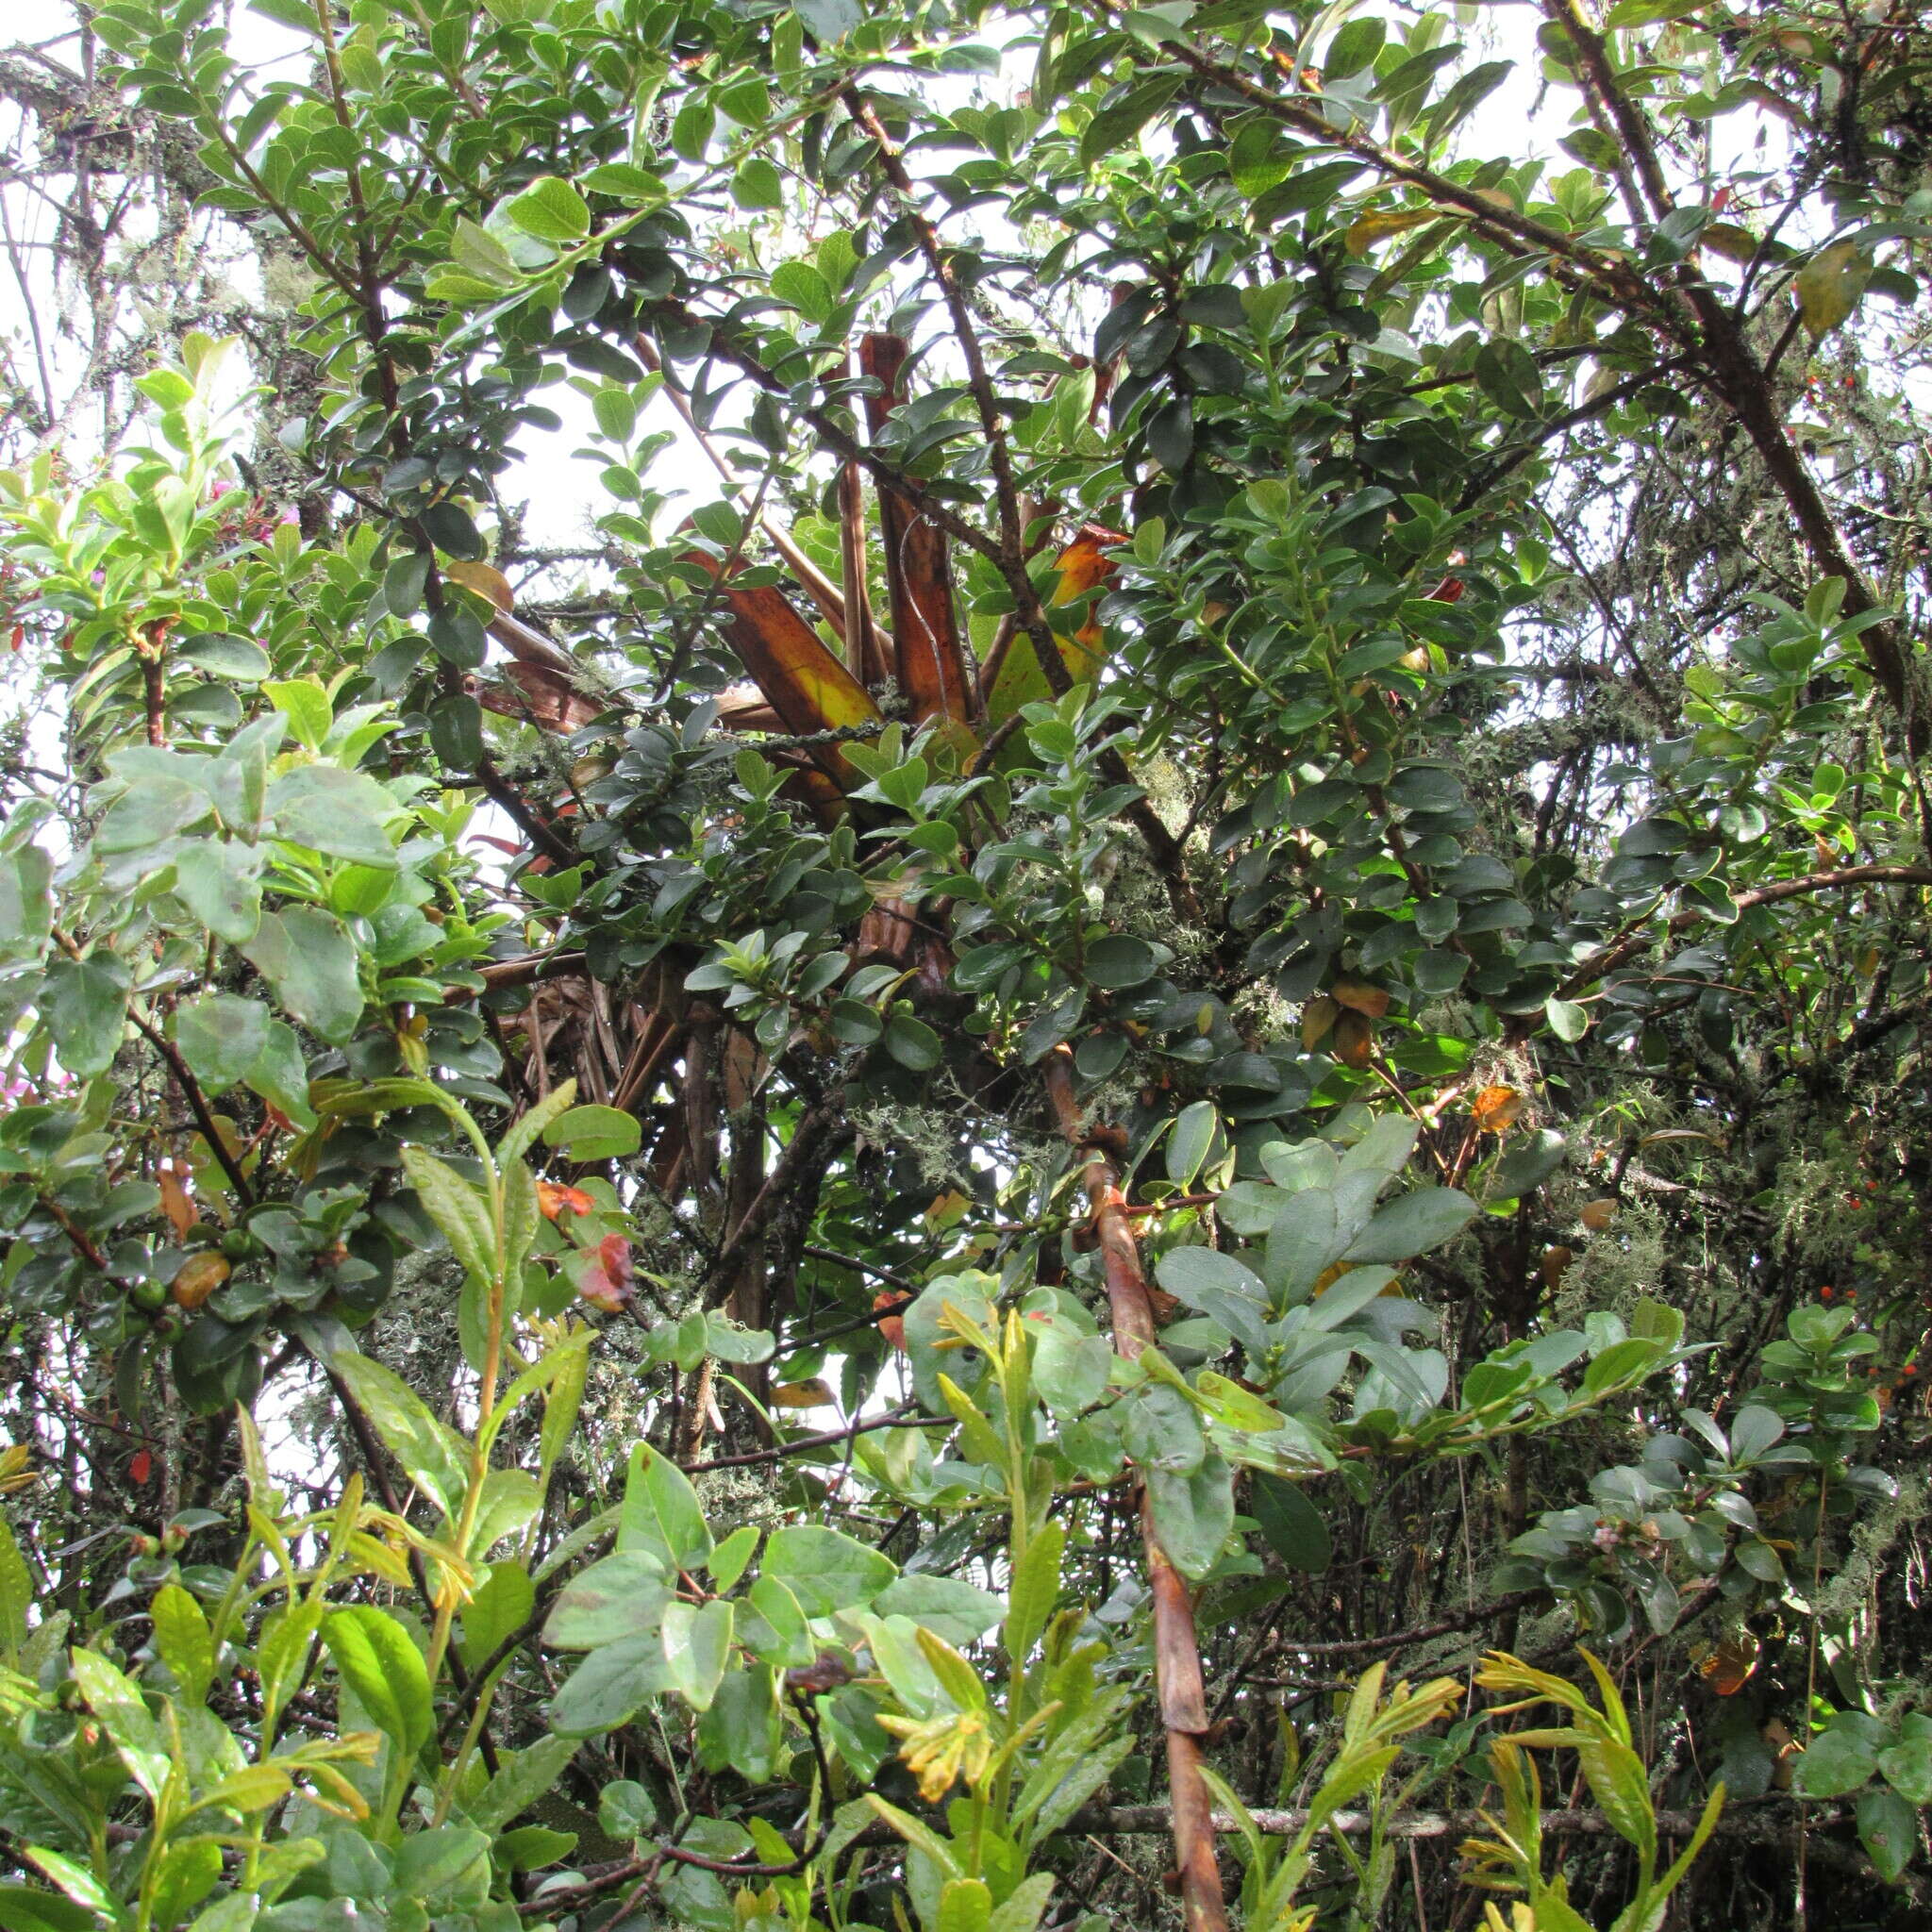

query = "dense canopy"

[0,1,1930,1928]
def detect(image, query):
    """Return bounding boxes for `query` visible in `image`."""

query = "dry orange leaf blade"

[1471,1084,1524,1133]
[682,549,882,791]
[537,1180,596,1220]
[1331,978,1391,1019]
[1700,1635,1759,1696]
[874,1291,910,1351]
[172,1251,230,1309]
[159,1165,196,1238]
[1333,1009,1377,1068]
[985,525,1119,731]
[1541,1244,1574,1288]
[1301,994,1340,1049]
[771,1378,837,1410]
[860,333,975,731]
[475,661,601,735]
[1580,1197,1620,1232]
[443,558,514,611]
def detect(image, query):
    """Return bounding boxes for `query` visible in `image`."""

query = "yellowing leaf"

[1331,978,1391,1020]
[1302,994,1340,1048]
[1344,208,1437,256]
[1700,222,1759,266]
[172,1252,230,1309]
[1471,1085,1524,1133]
[442,559,514,610]
[771,1378,836,1409]
[1793,240,1871,341]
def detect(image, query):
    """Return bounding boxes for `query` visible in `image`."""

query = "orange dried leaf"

[1301,995,1340,1049]
[1471,1085,1524,1133]
[538,1180,596,1221]
[1541,1244,1574,1288]
[1333,1010,1377,1068]
[1700,1636,1758,1696]
[874,1291,910,1352]
[1580,1197,1620,1232]
[1331,978,1391,1020]
[683,549,882,791]
[860,335,975,732]
[172,1252,230,1309]
[158,1166,196,1239]
[443,559,514,611]
[771,1378,836,1410]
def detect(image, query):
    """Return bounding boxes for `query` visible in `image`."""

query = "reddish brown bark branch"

[1044,1048,1228,1932]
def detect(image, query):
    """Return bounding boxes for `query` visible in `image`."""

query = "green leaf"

[698,1664,784,1782]
[151,1583,215,1703]
[770,260,833,324]
[69,1646,169,1799]
[619,1443,712,1572]
[497,1079,580,1165]
[400,1145,497,1282]
[1003,1519,1062,1664]
[792,0,861,41]
[1545,996,1590,1042]
[507,175,591,244]
[324,1606,433,1755]
[1794,240,1871,341]
[885,1013,943,1072]
[1082,934,1170,988]
[269,766,398,867]
[392,1824,490,1904]
[0,1517,30,1658]
[744,1574,814,1667]
[660,1598,733,1710]
[1879,1737,1932,1805]
[242,907,363,1043]
[732,156,785,210]
[0,842,52,955]
[1251,1473,1331,1572]
[329,1349,469,1520]
[17,1852,112,1923]
[874,1574,1005,1648]
[1857,1785,1916,1885]
[175,993,269,1092]
[708,1524,759,1591]
[937,1878,993,1932]
[541,1104,641,1160]
[469,1736,580,1834]
[39,952,129,1078]
[763,1524,896,1617]
[988,1873,1055,1932]
[1154,1247,1271,1357]
[549,1632,665,1736]
[0,1882,97,1932]
[95,774,210,852]
[544,1552,673,1650]
[171,841,262,943]
[459,1557,534,1673]
[1145,1454,1235,1580]
[244,1018,314,1131]
[263,678,334,752]
[1793,1724,1879,1798]
[1166,1100,1218,1188]
[421,500,484,561]
[1344,1187,1477,1263]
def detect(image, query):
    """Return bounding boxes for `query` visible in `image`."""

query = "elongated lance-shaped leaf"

[984,525,1121,733]
[860,333,975,734]
[681,548,881,792]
